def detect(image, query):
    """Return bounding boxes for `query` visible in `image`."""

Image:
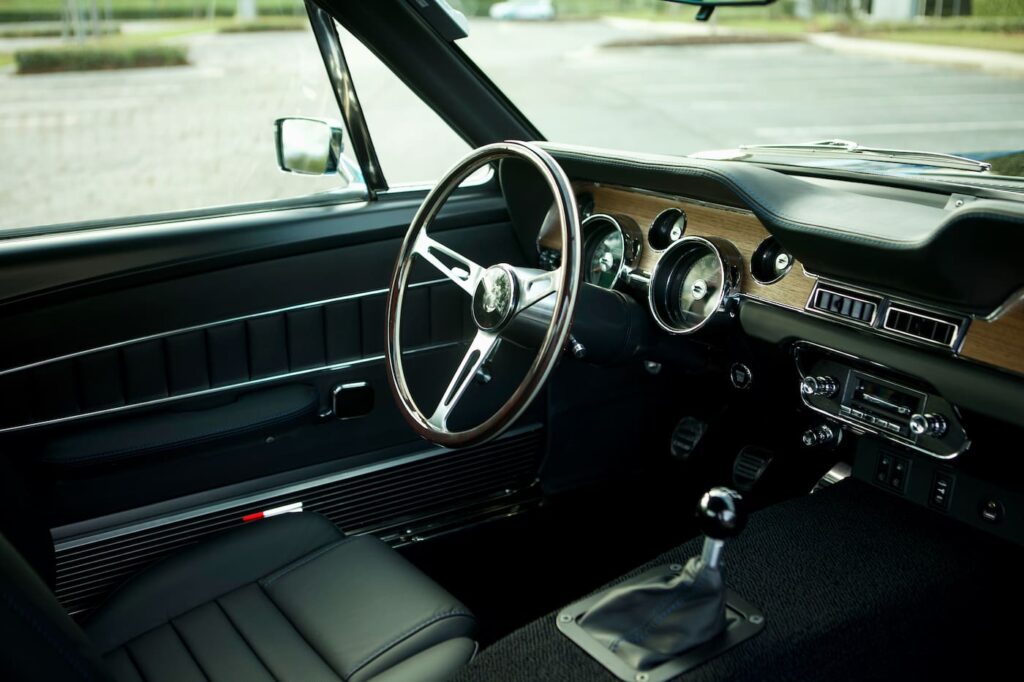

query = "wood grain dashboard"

[539,183,817,311]
[961,304,1024,377]
[537,182,1024,378]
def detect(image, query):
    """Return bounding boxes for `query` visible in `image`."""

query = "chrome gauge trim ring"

[580,213,642,289]
[648,207,687,252]
[750,235,793,285]
[648,235,741,335]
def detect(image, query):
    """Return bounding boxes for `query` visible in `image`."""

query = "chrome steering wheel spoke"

[414,232,484,296]
[428,329,499,431]
[512,266,560,312]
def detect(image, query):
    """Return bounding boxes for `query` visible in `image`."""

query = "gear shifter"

[563,488,751,677]
[697,486,746,569]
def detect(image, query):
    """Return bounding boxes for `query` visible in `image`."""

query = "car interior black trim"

[740,299,1024,427]
[538,143,1024,315]
[321,0,541,147]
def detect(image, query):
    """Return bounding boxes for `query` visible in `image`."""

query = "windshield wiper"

[738,139,992,173]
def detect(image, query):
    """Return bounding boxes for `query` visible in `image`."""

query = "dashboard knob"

[801,375,838,398]
[802,424,838,448]
[910,413,947,437]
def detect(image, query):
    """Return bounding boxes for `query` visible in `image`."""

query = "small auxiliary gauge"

[649,208,687,251]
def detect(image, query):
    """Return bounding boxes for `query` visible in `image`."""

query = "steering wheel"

[385,141,582,448]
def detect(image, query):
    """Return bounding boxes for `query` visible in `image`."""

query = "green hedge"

[15,44,188,73]
[219,17,306,32]
[0,23,120,37]
[973,0,1024,18]
[0,0,305,23]
[851,16,1024,33]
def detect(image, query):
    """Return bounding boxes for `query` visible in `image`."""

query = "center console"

[794,342,969,459]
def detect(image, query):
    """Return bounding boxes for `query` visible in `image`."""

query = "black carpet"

[403,474,703,646]
[455,479,1019,681]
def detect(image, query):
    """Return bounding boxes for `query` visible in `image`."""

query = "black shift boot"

[577,555,727,668]
[573,488,745,670]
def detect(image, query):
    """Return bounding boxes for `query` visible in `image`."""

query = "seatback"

[0,533,112,681]
[0,458,110,680]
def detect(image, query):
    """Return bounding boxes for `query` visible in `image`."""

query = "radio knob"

[802,423,839,448]
[800,375,838,398]
[910,413,947,438]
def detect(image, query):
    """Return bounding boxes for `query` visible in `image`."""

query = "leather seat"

[0,512,476,682]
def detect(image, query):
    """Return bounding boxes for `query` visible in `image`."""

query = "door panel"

[0,182,540,529]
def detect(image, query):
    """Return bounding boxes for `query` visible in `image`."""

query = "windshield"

[456,1,1024,183]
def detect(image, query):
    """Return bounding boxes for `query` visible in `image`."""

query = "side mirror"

[274,117,346,176]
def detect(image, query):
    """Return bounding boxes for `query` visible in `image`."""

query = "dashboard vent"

[809,285,879,325]
[882,305,960,348]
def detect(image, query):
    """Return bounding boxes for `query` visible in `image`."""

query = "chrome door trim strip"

[0,342,459,435]
[53,423,544,549]
[0,278,448,378]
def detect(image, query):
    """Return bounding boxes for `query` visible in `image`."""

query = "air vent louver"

[883,305,959,347]
[810,285,879,325]
[53,428,544,619]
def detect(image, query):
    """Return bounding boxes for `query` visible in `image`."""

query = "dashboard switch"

[875,452,910,494]
[930,472,955,512]
[980,499,1005,524]
[729,363,753,390]
[801,375,838,398]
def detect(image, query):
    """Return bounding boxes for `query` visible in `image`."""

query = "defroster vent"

[809,284,880,325]
[883,305,960,348]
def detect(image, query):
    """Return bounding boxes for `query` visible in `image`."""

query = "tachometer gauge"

[581,214,642,289]
[649,236,741,334]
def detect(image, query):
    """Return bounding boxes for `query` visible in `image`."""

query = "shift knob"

[697,487,746,540]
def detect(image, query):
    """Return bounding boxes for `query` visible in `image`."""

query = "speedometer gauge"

[649,236,741,334]
[581,214,642,289]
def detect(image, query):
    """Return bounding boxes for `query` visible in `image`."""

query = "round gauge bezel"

[750,235,793,285]
[581,213,642,289]
[648,207,687,251]
[648,235,741,334]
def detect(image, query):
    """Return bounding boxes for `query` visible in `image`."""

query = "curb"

[808,33,1024,76]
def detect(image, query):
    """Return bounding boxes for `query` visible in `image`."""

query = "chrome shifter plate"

[556,564,765,682]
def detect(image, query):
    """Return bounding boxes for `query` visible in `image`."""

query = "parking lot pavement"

[460,19,1024,157]
[3,18,1024,231]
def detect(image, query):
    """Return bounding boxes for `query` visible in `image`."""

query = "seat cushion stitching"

[121,646,148,682]
[214,597,278,682]
[96,524,343,649]
[166,619,212,682]
[259,536,360,588]
[344,610,476,681]
[255,581,345,682]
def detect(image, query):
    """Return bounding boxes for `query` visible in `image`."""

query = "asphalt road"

[461,19,1024,156]
[3,18,1023,230]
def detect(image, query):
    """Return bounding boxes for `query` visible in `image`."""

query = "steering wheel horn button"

[472,265,519,332]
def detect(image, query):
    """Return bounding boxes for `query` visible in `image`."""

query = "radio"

[795,344,968,459]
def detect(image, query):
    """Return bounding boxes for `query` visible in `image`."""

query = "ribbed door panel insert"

[54,428,544,617]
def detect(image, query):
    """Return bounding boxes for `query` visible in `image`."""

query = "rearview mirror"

[663,0,777,21]
[274,117,345,176]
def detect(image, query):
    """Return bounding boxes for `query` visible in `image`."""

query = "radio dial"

[801,375,838,398]
[910,413,947,438]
